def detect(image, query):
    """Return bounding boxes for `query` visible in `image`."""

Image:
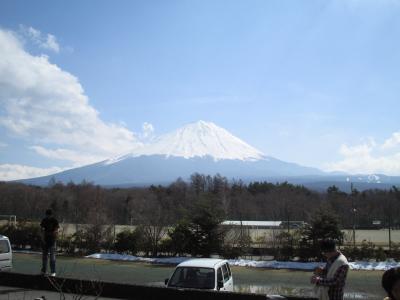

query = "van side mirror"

[217,280,224,290]
[165,278,169,285]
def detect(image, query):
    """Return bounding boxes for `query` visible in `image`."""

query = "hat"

[320,239,336,252]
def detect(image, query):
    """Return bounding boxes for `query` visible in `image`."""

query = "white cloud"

[0,164,64,181]
[141,122,155,140]
[44,34,60,53]
[325,133,400,175]
[0,142,7,148]
[382,131,400,150]
[30,146,105,166]
[0,28,143,180]
[19,25,60,53]
[338,142,373,157]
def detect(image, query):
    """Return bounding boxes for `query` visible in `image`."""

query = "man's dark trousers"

[41,240,56,274]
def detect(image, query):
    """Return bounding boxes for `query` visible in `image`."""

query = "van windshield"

[0,240,10,254]
[168,267,215,289]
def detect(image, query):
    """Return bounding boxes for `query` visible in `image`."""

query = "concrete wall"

[0,272,316,300]
[58,224,400,247]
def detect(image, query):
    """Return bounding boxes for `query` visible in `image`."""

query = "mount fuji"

[107,120,265,163]
[19,121,400,190]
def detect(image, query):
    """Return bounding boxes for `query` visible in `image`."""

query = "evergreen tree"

[300,208,343,259]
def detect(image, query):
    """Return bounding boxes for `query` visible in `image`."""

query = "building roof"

[221,220,282,227]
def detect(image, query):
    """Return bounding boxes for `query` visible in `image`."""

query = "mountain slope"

[19,120,330,186]
[21,154,325,186]
[19,118,400,191]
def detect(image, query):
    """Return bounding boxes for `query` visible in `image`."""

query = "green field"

[12,253,386,299]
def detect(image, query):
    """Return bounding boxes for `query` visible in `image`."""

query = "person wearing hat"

[40,209,59,276]
[311,239,349,300]
[382,267,400,300]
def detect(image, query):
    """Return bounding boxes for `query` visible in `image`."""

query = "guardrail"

[0,272,317,300]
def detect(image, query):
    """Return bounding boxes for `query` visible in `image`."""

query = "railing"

[0,272,317,300]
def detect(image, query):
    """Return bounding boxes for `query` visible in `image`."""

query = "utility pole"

[348,179,356,249]
[284,200,292,258]
[286,205,290,235]
[351,183,356,249]
[389,212,392,256]
[388,195,392,256]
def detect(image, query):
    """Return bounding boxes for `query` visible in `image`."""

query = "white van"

[0,235,12,272]
[165,258,233,291]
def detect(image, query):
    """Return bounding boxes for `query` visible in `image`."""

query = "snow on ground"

[14,250,42,255]
[85,253,400,271]
[349,260,400,271]
[86,253,188,265]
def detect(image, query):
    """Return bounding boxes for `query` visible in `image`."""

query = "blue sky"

[1,0,400,180]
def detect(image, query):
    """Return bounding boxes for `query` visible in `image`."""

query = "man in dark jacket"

[40,209,59,276]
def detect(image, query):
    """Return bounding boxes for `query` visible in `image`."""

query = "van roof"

[0,235,9,240]
[177,258,227,268]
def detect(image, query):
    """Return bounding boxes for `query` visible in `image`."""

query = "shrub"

[375,247,387,262]
[221,244,244,259]
[101,226,115,252]
[359,240,375,260]
[342,246,360,261]
[167,220,192,256]
[70,229,86,254]
[158,237,173,256]
[273,231,298,261]
[0,221,42,250]
[114,229,140,254]
[58,234,75,254]
[296,240,318,262]
[221,228,252,259]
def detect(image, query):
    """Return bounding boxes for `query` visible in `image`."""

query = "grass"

[12,253,386,299]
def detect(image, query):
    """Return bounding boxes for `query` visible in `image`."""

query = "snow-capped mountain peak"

[106,120,265,164]
[144,120,265,160]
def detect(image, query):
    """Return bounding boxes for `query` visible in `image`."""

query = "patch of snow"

[348,260,400,271]
[86,253,189,265]
[367,174,381,183]
[228,259,321,270]
[86,253,400,271]
[13,250,42,255]
[104,120,266,164]
[103,153,138,165]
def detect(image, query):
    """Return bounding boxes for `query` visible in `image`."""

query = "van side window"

[226,263,231,277]
[0,240,10,254]
[222,264,229,282]
[217,267,223,283]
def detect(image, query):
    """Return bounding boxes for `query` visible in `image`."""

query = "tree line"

[1,174,399,229]
[1,174,400,261]
[2,203,400,262]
